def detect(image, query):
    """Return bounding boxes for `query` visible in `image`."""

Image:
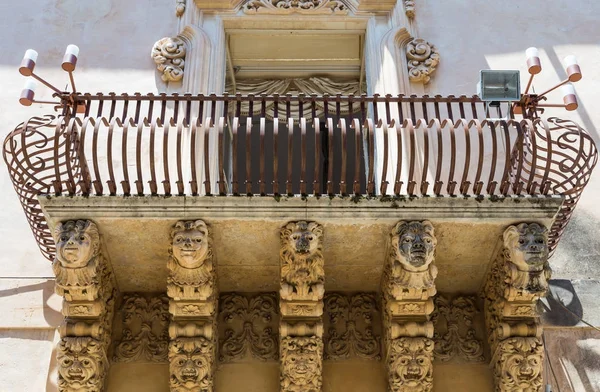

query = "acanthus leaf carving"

[169,337,214,392]
[324,293,381,361]
[280,336,323,392]
[388,337,434,392]
[113,294,170,363]
[219,293,279,362]
[57,337,108,392]
[406,39,440,85]
[151,37,186,83]
[243,0,349,15]
[431,295,485,363]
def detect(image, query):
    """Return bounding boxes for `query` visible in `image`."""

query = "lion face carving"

[496,338,543,391]
[171,220,210,269]
[391,221,436,272]
[282,221,322,257]
[389,337,433,392]
[503,223,548,271]
[281,336,322,390]
[57,337,106,391]
[53,220,100,269]
[169,338,212,390]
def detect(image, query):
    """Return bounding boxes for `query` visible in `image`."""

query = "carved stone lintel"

[280,336,323,392]
[169,337,214,392]
[388,337,434,392]
[324,293,381,360]
[493,337,544,392]
[406,39,440,85]
[243,0,349,15]
[404,0,415,18]
[57,337,108,392]
[151,37,186,83]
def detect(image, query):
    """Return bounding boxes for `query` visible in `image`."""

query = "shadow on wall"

[540,279,583,327]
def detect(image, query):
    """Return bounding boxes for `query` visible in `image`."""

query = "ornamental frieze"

[243,0,349,15]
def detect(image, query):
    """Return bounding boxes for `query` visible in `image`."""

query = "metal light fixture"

[18,45,84,112]
[478,70,521,102]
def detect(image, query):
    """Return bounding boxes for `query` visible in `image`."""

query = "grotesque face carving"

[389,337,434,392]
[282,221,323,257]
[57,337,106,391]
[53,220,100,269]
[503,223,549,271]
[169,338,212,390]
[281,336,323,388]
[171,220,210,269]
[392,221,436,272]
[497,338,543,391]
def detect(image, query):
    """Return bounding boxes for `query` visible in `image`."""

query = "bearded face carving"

[171,220,210,269]
[54,220,100,269]
[280,221,324,301]
[495,337,543,392]
[389,337,434,392]
[503,223,549,272]
[169,338,213,391]
[57,337,107,392]
[392,221,436,272]
[281,336,323,391]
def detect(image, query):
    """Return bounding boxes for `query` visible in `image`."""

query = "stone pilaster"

[52,220,116,392]
[279,221,324,392]
[483,223,550,392]
[382,221,438,392]
[167,220,217,392]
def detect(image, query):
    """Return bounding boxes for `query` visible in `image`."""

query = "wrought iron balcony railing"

[3,93,597,261]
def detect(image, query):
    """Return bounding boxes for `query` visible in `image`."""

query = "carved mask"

[57,338,104,390]
[54,220,99,269]
[498,338,543,390]
[171,221,209,269]
[281,337,322,387]
[169,338,211,390]
[504,223,549,271]
[287,222,321,256]
[390,338,433,390]
[393,221,436,272]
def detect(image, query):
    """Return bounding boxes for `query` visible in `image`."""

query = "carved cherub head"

[53,220,100,268]
[171,220,210,269]
[496,338,543,391]
[389,337,434,392]
[169,338,212,390]
[281,336,323,389]
[281,221,323,257]
[503,223,549,271]
[57,337,106,391]
[391,221,437,272]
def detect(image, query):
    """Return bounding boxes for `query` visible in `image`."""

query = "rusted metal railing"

[3,93,597,261]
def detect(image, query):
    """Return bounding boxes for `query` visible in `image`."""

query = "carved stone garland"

[406,39,440,84]
[219,293,279,362]
[324,293,381,360]
[151,37,186,83]
[483,223,550,392]
[167,220,217,392]
[279,221,324,392]
[382,221,437,392]
[243,0,349,14]
[52,220,116,392]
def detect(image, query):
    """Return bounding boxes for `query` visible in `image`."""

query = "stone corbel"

[52,220,116,392]
[167,220,217,392]
[151,36,186,83]
[279,221,325,392]
[483,223,550,392]
[406,39,440,85]
[382,221,438,392]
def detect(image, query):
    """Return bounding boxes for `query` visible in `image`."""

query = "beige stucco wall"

[0,0,599,391]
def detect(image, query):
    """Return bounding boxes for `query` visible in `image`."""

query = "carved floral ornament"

[243,0,349,14]
[151,37,186,83]
[406,39,440,85]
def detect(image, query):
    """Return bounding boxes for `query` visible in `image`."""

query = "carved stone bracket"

[431,295,485,363]
[406,39,440,84]
[243,0,349,15]
[218,293,279,362]
[403,0,415,19]
[169,337,214,392]
[483,223,550,392]
[281,336,323,392]
[388,337,434,392]
[151,37,186,83]
[57,337,109,392]
[324,293,381,360]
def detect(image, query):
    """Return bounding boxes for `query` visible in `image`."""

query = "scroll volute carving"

[406,39,440,85]
[151,37,186,83]
[280,221,324,302]
[168,220,214,302]
[52,220,102,301]
[385,220,438,301]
